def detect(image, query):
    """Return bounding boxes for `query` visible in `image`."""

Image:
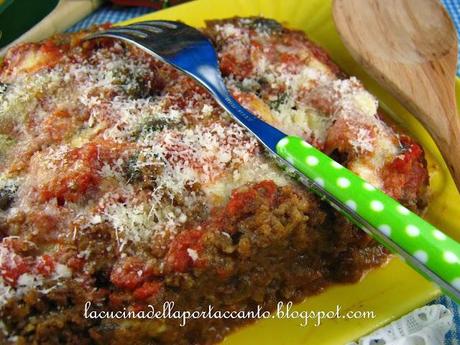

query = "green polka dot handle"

[276,136,460,302]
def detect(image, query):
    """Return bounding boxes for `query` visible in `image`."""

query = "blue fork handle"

[167,49,287,148]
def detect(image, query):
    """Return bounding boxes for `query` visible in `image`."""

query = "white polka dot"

[379,224,391,236]
[337,177,351,188]
[277,137,289,148]
[452,278,460,290]
[397,205,410,215]
[370,200,384,212]
[406,225,420,237]
[414,250,428,263]
[363,182,376,191]
[444,251,458,264]
[301,141,312,148]
[306,156,319,166]
[345,200,357,211]
[433,229,447,241]
[331,161,343,169]
[314,177,325,187]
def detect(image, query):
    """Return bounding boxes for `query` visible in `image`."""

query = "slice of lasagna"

[0,17,428,345]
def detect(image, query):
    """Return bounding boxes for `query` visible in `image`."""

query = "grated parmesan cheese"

[187,248,199,262]
[0,20,409,312]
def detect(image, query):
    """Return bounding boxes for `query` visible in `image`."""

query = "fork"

[86,20,460,302]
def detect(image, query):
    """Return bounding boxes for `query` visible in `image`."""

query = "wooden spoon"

[333,0,460,192]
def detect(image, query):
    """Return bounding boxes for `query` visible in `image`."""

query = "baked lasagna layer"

[0,18,428,345]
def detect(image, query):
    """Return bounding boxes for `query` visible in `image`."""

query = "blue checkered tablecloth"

[68,1,460,343]
[68,5,152,31]
[444,0,460,76]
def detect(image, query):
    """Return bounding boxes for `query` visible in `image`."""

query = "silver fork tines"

[85,20,285,153]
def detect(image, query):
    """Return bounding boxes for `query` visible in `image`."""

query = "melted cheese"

[0,239,72,308]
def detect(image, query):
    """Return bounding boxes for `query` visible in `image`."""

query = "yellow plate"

[121,0,460,343]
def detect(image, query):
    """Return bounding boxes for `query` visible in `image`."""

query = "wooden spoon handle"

[332,0,460,192]
[377,51,460,191]
[418,100,460,191]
